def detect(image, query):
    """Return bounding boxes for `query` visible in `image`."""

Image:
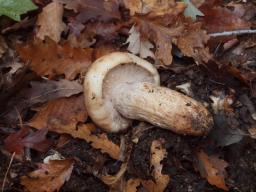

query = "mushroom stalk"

[112,82,212,135]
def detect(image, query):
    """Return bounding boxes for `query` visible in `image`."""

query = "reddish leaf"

[17,38,93,80]
[200,1,251,33]
[58,0,121,23]
[195,150,229,191]
[4,127,51,155]
[28,95,87,133]
[2,79,83,125]
[21,159,74,192]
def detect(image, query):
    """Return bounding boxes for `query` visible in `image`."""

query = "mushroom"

[84,52,213,135]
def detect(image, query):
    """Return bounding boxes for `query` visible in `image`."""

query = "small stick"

[209,29,256,37]
[1,152,15,192]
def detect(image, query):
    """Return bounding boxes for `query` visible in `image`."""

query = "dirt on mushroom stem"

[111,81,213,136]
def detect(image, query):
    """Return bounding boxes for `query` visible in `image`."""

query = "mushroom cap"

[84,52,160,132]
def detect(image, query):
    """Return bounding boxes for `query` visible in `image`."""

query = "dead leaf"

[2,79,83,124]
[124,0,186,17]
[17,38,93,80]
[136,14,211,65]
[126,25,154,59]
[58,0,121,23]
[21,159,74,192]
[125,179,141,192]
[200,1,251,33]
[28,95,87,133]
[30,120,120,159]
[195,150,229,191]
[136,17,183,65]
[92,45,118,60]
[125,139,170,192]
[36,1,66,42]
[4,127,51,155]
[76,124,120,160]
[176,21,211,63]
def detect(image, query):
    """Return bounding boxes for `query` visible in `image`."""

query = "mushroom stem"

[112,82,213,135]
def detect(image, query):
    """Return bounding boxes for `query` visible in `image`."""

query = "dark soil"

[1,62,256,192]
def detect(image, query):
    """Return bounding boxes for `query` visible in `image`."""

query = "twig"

[1,152,15,192]
[209,29,256,37]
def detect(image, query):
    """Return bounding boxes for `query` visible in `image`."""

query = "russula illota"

[84,52,213,135]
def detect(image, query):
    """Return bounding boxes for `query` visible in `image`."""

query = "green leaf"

[0,0,38,21]
[182,0,204,21]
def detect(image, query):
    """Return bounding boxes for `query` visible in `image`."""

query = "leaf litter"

[0,0,256,191]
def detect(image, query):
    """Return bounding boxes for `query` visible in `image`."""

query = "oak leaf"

[4,127,51,155]
[124,0,186,17]
[57,0,121,23]
[2,79,83,125]
[17,38,93,80]
[21,159,74,192]
[125,26,154,59]
[195,150,229,191]
[200,1,251,33]
[28,95,87,132]
[36,1,66,42]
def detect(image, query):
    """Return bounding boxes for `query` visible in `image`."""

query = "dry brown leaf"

[28,95,120,159]
[2,79,83,125]
[57,0,121,23]
[17,38,93,80]
[137,17,183,65]
[126,26,154,59]
[30,115,120,160]
[29,95,87,132]
[21,159,74,192]
[125,139,170,192]
[124,0,186,17]
[195,150,229,191]
[36,1,66,42]
[125,179,141,192]
[200,1,251,33]
[136,13,211,65]
[176,22,211,63]
[92,45,118,60]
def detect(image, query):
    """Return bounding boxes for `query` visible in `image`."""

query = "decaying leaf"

[125,26,154,59]
[21,159,74,192]
[4,127,51,155]
[2,79,83,124]
[36,1,66,42]
[125,139,170,192]
[58,0,121,23]
[200,1,251,33]
[176,21,211,63]
[28,95,87,132]
[30,121,120,160]
[123,0,186,17]
[195,150,229,191]
[17,38,93,80]
[135,13,211,65]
